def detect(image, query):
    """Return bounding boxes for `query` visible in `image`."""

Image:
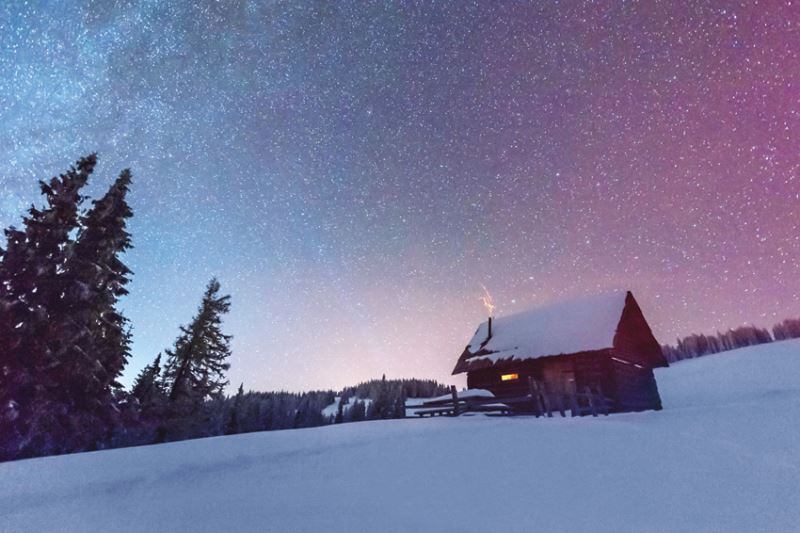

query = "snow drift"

[1,339,799,532]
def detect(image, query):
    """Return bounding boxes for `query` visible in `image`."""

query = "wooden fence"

[411,378,611,418]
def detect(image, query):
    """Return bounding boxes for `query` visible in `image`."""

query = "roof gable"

[453,290,631,374]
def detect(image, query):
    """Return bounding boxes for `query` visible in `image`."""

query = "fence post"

[528,377,542,416]
[527,376,535,416]
[541,382,553,417]
[568,380,579,417]
[584,386,597,417]
[450,385,460,416]
[556,381,566,417]
[595,384,609,415]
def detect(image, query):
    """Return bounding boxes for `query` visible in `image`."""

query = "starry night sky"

[1,1,799,392]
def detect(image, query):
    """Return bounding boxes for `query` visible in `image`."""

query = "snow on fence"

[409,378,610,418]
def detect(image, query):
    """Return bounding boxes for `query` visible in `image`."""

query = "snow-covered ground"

[2,340,799,532]
[320,396,372,419]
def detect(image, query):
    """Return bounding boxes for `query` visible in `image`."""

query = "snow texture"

[1,339,799,532]
[425,388,495,403]
[321,396,372,418]
[464,290,628,365]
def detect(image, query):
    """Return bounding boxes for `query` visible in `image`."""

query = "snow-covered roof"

[453,290,631,374]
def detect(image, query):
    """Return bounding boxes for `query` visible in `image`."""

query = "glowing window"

[501,373,519,381]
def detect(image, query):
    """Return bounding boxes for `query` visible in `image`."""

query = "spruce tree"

[161,278,232,435]
[49,169,134,449]
[334,397,345,424]
[225,383,244,435]
[393,386,407,418]
[0,155,96,459]
[349,400,366,422]
[131,354,165,416]
[69,169,133,391]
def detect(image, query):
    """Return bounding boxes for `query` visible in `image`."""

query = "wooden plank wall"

[610,359,663,411]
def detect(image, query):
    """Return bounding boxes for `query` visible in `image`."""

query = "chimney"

[487,316,493,341]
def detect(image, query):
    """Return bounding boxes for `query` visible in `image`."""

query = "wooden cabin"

[452,291,668,413]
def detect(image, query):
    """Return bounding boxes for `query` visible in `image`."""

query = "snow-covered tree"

[0,155,96,460]
[68,169,133,393]
[50,169,134,449]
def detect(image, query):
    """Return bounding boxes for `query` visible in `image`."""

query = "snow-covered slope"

[320,396,372,418]
[2,340,799,533]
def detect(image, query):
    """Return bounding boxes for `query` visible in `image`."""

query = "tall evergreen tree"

[334,397,345,424]
[162,278,232,414]
[0,155,96,459]
[48,169,135,449]
[69,169,134,391]
[225,383,244,435]
[131,354,165,416]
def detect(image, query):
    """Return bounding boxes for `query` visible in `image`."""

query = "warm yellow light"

[501,373,519,381]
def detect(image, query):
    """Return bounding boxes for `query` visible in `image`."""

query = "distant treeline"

[232,378,448,432]
[662,318,800,362]
[125,375,450,446]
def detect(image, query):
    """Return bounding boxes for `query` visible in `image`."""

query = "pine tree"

[367,375,393,420]
[349,400,366,422]
[225,383,244,435]
[393,385,407,418]
[131,354,165,416]
[68,169,134,392]
[0,155,96,460]
[334,397,345,424]
[161,278,232,437]
[46,169,135,450]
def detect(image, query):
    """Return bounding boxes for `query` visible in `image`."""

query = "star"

[1,1,798,392]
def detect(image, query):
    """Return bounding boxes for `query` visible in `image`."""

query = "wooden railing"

[410,379,611,418]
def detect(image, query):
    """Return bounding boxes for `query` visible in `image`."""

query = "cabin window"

[501,373,519,382]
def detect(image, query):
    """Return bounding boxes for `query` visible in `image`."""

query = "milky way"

[1,2,798,391]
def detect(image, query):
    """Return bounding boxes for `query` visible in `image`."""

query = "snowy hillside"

[320,396,372,418]
[2,340,799,533]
